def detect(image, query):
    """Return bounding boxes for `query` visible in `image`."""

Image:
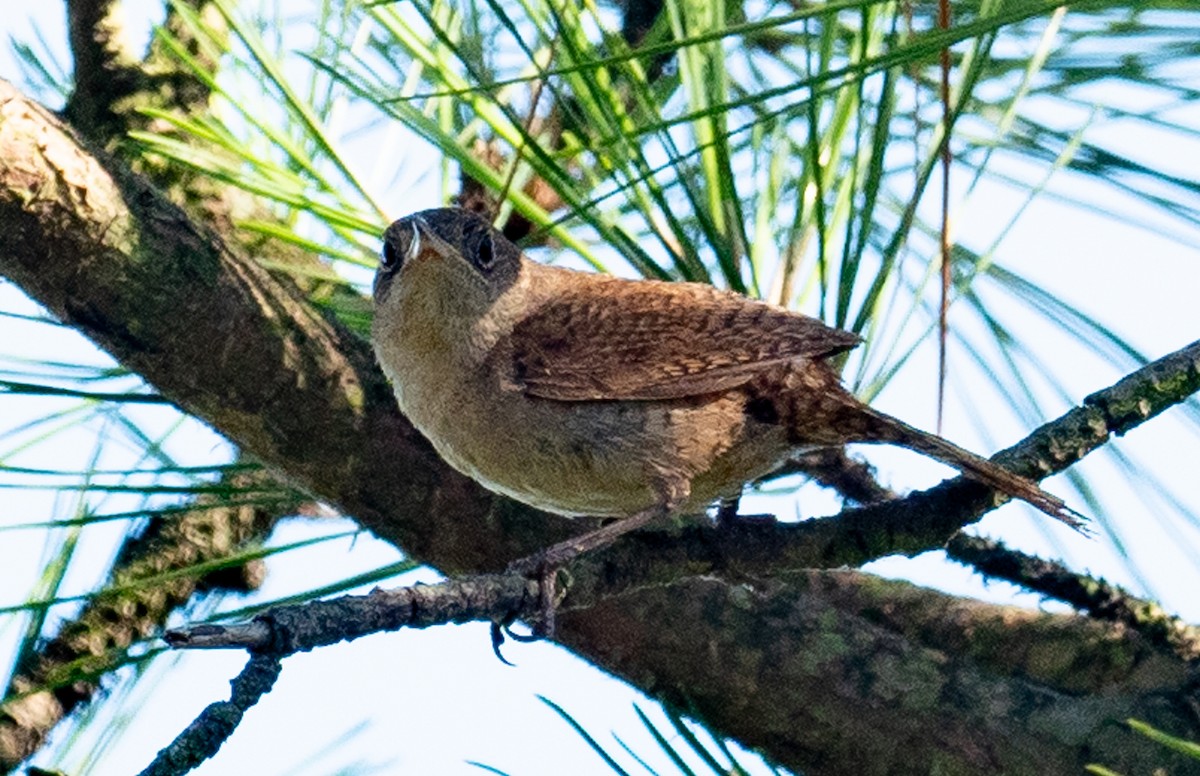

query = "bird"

[371,207,1083,574]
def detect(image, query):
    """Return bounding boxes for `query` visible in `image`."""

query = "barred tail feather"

[853,407,1088,533]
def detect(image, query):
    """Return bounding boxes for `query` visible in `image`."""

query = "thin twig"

[164,575,543,654]
[145,576,544,776]
[946,534,1200,661]
[136,654,282,776]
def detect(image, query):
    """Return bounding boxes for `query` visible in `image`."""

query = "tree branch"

[3,77,1199,774]
[0,470,299,771]
[165,575,541,653]
[138,576,542,776]
[65,0,142,142]
[946,533,1200,661]
[559,570,1199,775]
[65,0,222,150]
[781,447,896,505]
[136,653,281,776]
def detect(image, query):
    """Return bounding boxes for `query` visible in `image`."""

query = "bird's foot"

[504,550,569,639]
[502,498,677,640]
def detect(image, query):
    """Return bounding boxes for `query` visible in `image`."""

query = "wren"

[371,208,1082,570]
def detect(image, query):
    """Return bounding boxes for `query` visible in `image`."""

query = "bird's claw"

[504,552,571,640]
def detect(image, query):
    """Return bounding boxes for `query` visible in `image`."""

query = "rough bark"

[562,571,1199,775]
[0,470,298,770]
[3,2,307,763]
[2,79,1199,774]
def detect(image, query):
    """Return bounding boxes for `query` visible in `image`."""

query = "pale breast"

[410,374,793,518]
[421,380,662,517]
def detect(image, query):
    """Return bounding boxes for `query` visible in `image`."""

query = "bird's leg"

[507,503,668,576]
[505,502,667,639]
[506,479,687,637]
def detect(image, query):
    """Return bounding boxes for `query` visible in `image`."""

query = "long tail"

[852,406,1088,533]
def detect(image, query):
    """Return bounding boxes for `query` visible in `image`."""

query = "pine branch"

[3,76,1200,775]
[0,470,299,771]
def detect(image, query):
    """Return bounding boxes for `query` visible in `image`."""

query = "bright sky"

[1,3,1198,776]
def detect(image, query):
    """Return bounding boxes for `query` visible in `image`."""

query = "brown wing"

[508,277,861,401]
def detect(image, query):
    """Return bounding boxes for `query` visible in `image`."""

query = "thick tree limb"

[4,1,299,757]
[65,0,222,151]
[3,78,1200,774]
[561,570,1200,775]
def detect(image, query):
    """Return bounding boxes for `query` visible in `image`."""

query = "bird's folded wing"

[507,279,861,401]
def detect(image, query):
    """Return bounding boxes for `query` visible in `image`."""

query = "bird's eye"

[474,233,496,272]
[380,239,400,271]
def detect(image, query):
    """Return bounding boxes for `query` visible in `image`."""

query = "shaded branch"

[0,470,299,771]
[782,447,895,505]
[946,533,1200,661]
[558,570,1199,776]
[4,77,1200,774]
[65,0,221,150]
[65,0,143,142]
[146,576,540,776]
[136,654,281,776]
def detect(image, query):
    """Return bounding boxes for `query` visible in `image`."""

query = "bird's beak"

[399,216,455,264]
[406,217,424,263]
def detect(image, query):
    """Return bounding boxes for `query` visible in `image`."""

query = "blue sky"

[1,3,1198,775]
